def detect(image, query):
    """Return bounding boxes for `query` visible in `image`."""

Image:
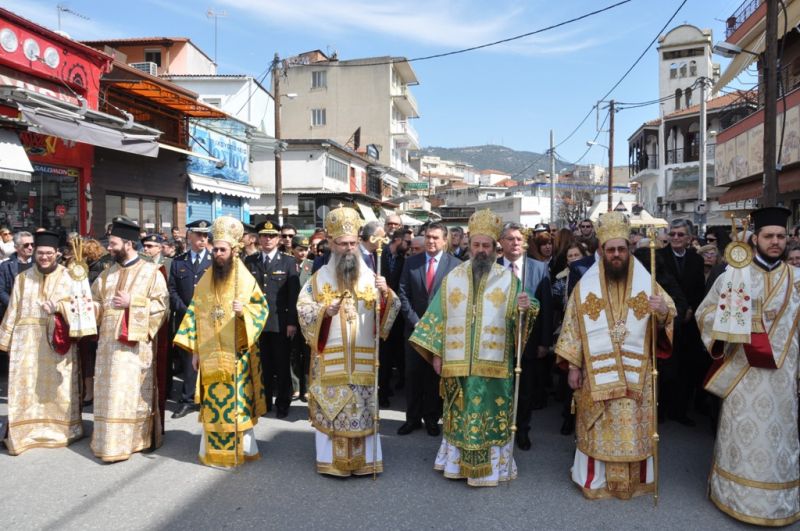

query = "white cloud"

[215,0,597,55]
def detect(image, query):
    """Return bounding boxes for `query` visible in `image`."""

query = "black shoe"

[276,408,289,419]
[397,420,422,435]
[560,417,574,436]
[425,421,440,437]
[517,432,532,451]
[299,394,308,403]
[171,403,197,419]
[379,396,390,408]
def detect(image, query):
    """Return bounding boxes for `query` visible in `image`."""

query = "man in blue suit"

[397,222,459,436]
[498,222,553,450]
[169,219,212,418]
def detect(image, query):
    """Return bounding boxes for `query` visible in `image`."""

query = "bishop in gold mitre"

[410,208,537,487]
[174,216,269,467]
[296,205,400,477]
[555,211,675,500]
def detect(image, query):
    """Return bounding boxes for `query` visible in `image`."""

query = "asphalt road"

[0,372,758,531]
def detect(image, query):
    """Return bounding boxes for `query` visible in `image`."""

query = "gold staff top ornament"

[67,235,89,281]
[723,214,752,269]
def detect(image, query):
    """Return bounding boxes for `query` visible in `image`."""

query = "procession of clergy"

[3,202,799,527]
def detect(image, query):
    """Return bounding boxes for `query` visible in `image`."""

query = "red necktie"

[426,256,436,293]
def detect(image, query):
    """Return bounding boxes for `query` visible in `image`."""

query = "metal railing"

[726,0,762,38]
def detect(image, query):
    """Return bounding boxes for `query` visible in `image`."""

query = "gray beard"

[334,252,360,292]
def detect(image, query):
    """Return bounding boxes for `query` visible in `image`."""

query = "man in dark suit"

[358,221,382,272]
[169,219,212,418]
[0,231,34,323]
[378,229,407,407]
[497,222,553,450]
[245,220,300,418]
[398,222,459,436]
[656,219,706,426]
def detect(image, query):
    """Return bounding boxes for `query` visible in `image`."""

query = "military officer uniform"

[140,234,173,280]
[168,219,212,418]
[244,221,300,418]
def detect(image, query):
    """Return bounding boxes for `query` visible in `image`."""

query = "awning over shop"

[20,105,159,157]
[400,213,423,226]
[356,201,377,222]
[0,129,33,182]
[718,179,761,203]
[188,173,261,199]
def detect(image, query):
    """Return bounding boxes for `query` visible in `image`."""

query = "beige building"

[278,50,421,185]
[81,37,216,76]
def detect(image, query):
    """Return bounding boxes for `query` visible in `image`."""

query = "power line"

[317,1,631,67]
[554,0,689,150]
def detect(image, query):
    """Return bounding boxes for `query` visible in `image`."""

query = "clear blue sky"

[8,0,749,167]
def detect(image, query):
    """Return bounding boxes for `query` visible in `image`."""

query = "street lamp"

[711,41,760,58]
[586,140,613,212]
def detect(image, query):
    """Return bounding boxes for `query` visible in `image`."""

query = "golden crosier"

[211,216,244,249]
[325,206,363,240]
[468,208,503,241]
[596,211,630,246]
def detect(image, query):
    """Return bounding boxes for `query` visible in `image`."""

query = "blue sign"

[187,123,249,183]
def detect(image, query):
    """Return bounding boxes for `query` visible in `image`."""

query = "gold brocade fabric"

[297,265,400,452]
[174,259,269,468]
[90,259,168,462]
[0,266,82,455]
[557,277,674,463]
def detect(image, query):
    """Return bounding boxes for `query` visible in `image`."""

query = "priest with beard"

[90,216,169,462]
[174,216,268,467]
[409,209,537,487]
[296,205,400,477]
[697,207,800,526]
[0,230,96,454]
[556,211,676,500]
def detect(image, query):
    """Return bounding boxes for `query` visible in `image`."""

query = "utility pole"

[763,0,779,207]
[607,100,615,212]
[273,53,284,225]
[698,77,708,233]
[550,129,556,225]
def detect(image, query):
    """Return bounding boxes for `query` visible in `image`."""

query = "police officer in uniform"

[169,219,212,418]
[245,221,300,418]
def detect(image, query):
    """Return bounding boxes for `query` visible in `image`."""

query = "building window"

[689,60,697,77]
[106,193,175,233]
[311,108,326,126]
[325,156,348,182]
[312,70,327,89]
[679,62,687,77]
[144,49,162,67]
[675,88,682,110]
[202,97,222,108]
[670,63,677,79]
[685,87,693,108]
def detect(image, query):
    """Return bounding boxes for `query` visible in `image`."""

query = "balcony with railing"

[391,85,420,118]
[391,120,420,149]
[725,0,764,39]
[666,144,716,165]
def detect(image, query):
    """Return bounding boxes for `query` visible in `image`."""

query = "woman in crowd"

[787,242,800,267]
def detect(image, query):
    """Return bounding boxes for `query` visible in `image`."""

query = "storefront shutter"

[187,190,213,223]
[219,196,242,220]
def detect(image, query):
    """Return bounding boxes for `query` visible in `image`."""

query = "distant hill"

[417,144,572,180]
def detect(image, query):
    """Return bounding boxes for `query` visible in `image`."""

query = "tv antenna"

[207,9,228,66]
[57,4,90,32]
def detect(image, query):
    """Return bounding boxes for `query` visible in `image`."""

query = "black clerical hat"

[34,230,60,249]
[110,216,140,242]
[750,206,791,231]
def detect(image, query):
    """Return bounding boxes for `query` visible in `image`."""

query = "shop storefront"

[186,121,259,222]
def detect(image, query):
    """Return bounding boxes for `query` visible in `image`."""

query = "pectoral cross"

[610,319,628,348]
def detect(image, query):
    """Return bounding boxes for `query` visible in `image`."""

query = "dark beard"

[213,255,234,282]
[111,248,126,265]
[36,263,57,275]
[604,256,629,281]
[335,252,360,292]
[471,251,493,283]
